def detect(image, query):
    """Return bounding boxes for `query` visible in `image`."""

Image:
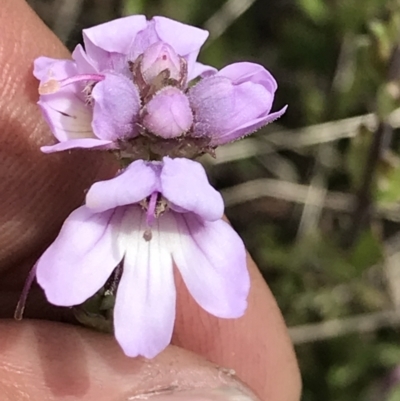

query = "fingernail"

[126,386,259,401]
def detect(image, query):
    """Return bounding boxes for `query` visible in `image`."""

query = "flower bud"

[141,42,182,83]
[142,87,193,138]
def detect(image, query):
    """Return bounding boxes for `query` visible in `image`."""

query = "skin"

[0,1,302,400]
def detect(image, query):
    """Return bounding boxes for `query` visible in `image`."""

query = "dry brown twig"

[210,107,400,165]
[203,0,257,43]
[289,309,400,344]
[220,178,400,222]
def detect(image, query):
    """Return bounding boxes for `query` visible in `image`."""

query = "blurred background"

[27,0,400,399]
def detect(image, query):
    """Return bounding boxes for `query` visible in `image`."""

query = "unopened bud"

[142,87,193,138]
[141,42,182,83]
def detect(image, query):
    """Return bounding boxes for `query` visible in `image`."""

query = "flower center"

[140,192,168,241]
[39,74,105,95]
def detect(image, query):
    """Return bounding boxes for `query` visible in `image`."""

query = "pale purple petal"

[114,208,175,358]
[105,53,133,77]
[91,73,141,141]
[34,57,78,83]
[41,138,113,153]
[38,94,94,142]
[160,157,223,221]
[36,206,125,306]
[86,160,159,213]
[218,62,278,93]
[189,62,217,81]
[141,42,182,83]
[189,75,275,141]
[169,213,250,318]
[129,20,159,60]
[72,44,98,74]
[83,15,147,56]
[91,53,132,77]
[153,16,209,76]
[210,106,287,146]
[142,87,193,138]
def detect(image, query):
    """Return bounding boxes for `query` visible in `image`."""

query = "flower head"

[35,158,250,358]
[35,15,286,160]
[34,16,211,154]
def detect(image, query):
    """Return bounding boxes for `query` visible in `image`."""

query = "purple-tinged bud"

[142,87,193,138]
[141,42,182,83]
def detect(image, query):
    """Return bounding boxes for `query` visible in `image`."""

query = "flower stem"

[14,263,38,320]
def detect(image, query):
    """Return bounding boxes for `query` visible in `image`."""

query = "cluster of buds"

[35,16,285,163]
[124,40,212,159]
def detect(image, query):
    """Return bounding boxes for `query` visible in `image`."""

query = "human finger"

[0,320,262,401]
[173,254,301,401]
[0,0,115,275]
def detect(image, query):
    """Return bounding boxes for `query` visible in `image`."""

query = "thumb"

[0,320,261,401]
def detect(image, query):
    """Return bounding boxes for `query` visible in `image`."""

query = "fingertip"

[0,320,262,401]
[0,0,116,272]
[173,254,302,401]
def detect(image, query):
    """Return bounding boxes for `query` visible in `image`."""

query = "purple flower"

[35,15,286,159]
[35,157,250,358]
[189,62,287,146]
[34,16,211,153]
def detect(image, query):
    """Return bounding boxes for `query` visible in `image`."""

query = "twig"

[221,178,400,222]
[383,231,400,310]
[331,34,357,94]
[255,152,299,182]
[203,0,257,43]
[343,122,392,248]
[209,108,400,165]
[384,250,400,310]
[289,310,400,344]
[52,0,84,44]
[221,178,352,210]
[296,146,328,239]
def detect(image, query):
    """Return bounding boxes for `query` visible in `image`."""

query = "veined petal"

[34,57,78,83]
[41,138,113,153]
[189,76,274,140]
[142,87,193,138]
[210,106,287,146]
[129,20,159,61]
[36,206,125,306]
[170,213,250,318]
[114,208,175,358]
[72,44,98,74]
[160,157,223,221]
[189,62,217,81]
[83,15,148,56]
[86,160,159,213]
[91,73,141,141]
[218,62,278,93]
[153,16,209,77]
[38,94,95,142]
